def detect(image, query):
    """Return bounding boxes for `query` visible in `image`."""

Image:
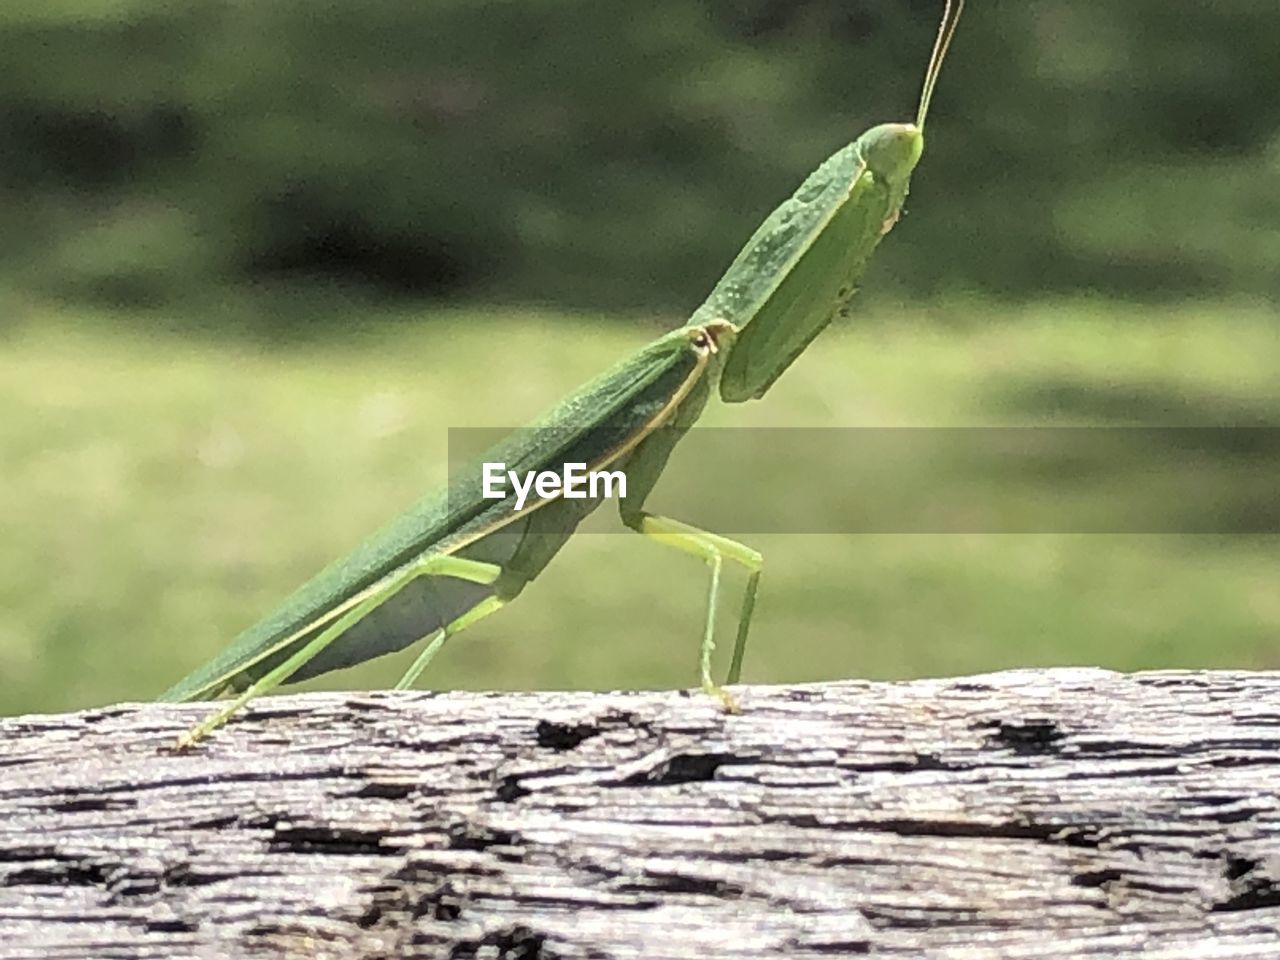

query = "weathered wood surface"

[2,669,1280,959]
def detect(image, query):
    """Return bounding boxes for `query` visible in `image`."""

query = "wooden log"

[2,669,1279,958]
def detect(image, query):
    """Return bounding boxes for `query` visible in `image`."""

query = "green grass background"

[3,296,1278,717]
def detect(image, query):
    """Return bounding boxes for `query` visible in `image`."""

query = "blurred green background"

[2,0,1278,716]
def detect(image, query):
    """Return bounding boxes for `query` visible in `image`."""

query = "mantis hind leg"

[622,511,763,711]
[393,594,507,690]
[177,553,504,747]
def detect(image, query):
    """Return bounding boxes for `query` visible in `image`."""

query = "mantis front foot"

[703,680,741,714]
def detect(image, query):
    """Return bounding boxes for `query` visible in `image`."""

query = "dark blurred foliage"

[1,0,1277,323]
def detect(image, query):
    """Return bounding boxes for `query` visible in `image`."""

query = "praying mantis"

[163,0,965,745]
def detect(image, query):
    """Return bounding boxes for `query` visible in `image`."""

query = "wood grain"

[2,669,1279,958]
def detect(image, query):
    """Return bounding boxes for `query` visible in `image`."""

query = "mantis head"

[862,0,962,185]
[860,122,924,186]
[710,0,963,404]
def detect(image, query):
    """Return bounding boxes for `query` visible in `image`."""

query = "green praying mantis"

[163,0,965,745]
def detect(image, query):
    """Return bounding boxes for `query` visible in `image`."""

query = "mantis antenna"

[916,0,965,130]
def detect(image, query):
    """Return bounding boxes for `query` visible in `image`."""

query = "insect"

[163,0,964,745]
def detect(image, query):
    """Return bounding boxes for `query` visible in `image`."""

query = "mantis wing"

[161,328,706,702]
